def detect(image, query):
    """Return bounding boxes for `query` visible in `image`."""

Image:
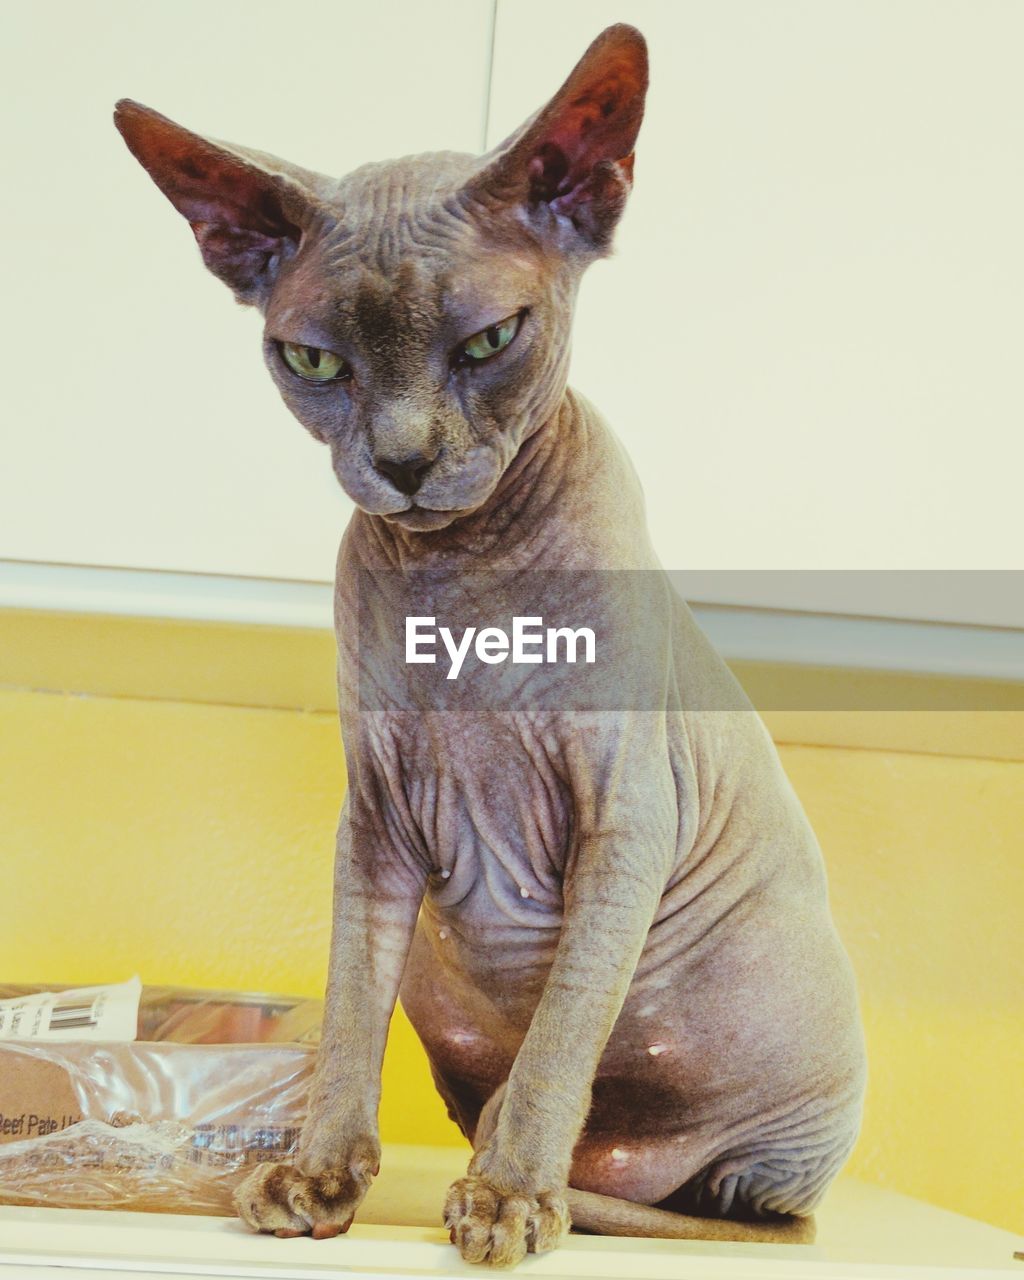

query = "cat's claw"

[233,1162,366,1239]
[444,1175,570,1267]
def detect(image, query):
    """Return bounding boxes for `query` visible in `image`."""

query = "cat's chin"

[380,505,470,532]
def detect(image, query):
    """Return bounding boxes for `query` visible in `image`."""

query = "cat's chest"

[365,712,572,923]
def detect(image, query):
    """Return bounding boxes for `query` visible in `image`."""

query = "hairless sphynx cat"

[114,23,866,1266]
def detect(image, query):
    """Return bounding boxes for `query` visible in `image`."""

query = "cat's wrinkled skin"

[115,25,865,1267]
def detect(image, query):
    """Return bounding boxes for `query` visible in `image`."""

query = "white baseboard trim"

[0,560,333,631]
[695,603,1024,683]
[1,559,1021,683]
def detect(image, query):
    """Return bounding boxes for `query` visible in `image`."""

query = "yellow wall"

[1,650,1022,1232]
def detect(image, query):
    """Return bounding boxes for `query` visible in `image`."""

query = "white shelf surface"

[0,1145,1020,1280]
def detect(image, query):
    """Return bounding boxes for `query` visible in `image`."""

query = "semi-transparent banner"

[353,570,1023,712]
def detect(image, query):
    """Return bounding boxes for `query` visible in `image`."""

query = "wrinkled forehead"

[266,153,545,353]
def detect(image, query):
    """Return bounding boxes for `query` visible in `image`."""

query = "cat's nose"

[374,451,436,496]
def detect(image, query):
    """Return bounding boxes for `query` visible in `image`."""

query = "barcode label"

[49,997,99,1032]
[0,977,141,1042]
[189,1123,302,1166]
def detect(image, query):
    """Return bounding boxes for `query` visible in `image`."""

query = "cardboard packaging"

[0,984,322,1215]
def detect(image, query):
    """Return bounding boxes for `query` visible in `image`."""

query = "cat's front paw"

[443,1175,570,1267]
[233,1141,379,1239]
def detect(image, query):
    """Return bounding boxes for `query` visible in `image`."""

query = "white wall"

[2,1,1021,628]
[0,0,492,584]
[489,0,1024,601]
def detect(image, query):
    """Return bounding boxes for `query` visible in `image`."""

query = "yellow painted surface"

[780,745,1024,1232]
[0,609,337,713]
[1,683,1021,1233]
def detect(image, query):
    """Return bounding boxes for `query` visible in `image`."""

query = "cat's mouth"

[383,503,471,532]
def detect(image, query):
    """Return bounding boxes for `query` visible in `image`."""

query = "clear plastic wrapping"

[0,984,322,1215]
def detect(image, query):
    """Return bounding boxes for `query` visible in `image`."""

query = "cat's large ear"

[464,24,648,254]
[114,100,325,306]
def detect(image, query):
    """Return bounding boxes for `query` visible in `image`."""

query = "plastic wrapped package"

[0,984,323,1215]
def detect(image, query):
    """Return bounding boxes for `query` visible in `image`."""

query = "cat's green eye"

[280,342,350,383]
[458,312,523,365]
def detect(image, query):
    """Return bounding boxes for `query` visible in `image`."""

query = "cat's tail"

[564,1187,816,1244]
